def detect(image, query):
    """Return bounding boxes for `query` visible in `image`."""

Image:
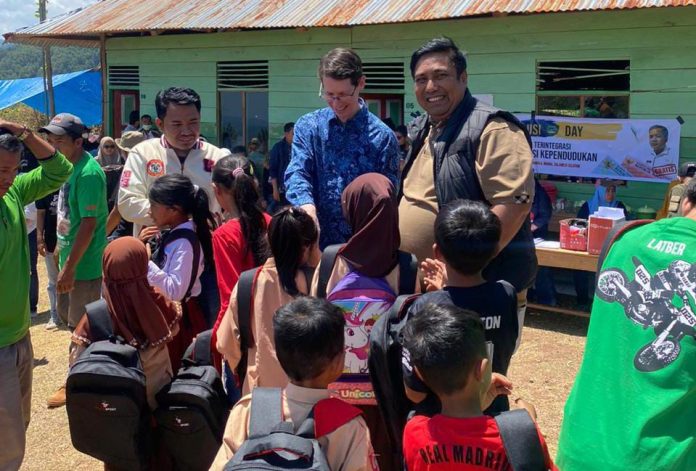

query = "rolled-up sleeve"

[475,118,535,205]
[284,116,315,206]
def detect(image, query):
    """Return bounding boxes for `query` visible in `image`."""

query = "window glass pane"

[537,96,581,117]
[582,96,629,119]
[245,92,269,153]
[220,91,243,150]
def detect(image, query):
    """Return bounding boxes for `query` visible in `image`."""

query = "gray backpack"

[224,388,330,470]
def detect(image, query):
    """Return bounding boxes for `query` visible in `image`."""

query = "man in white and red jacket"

[118,87,228,236]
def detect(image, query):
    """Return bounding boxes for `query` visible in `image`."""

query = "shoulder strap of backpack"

[316,244,342,298]
[597,219,653,271]
[85,299,114,342]
[236,267,261,385]
[164,228,201,300]
[300,266,316,294]
[237,267,261,351]
[249,387,284,438]
[494,409,545,471]
[397,250,418,295]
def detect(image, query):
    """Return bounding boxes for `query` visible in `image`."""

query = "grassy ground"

[22,266,589,470]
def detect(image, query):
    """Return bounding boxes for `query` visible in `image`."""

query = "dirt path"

[22,268,588,469]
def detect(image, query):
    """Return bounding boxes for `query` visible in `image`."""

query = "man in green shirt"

[557,179,696,470]
[40,113,107,409]
[0,120,72,471]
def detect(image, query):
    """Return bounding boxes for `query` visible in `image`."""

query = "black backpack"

[368,296,548,471]
[224,388,330,471]
[155,329,230,471]
[66,299,151,470]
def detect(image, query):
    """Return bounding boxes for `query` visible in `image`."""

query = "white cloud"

[1,0,97,38]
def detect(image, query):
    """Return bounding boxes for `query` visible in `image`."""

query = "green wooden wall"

[106,6,696,211]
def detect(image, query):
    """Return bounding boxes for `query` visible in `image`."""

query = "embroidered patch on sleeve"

[146,159,165,177]
[120,170,132,188]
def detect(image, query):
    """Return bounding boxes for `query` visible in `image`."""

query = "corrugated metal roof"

[5,0,696,47]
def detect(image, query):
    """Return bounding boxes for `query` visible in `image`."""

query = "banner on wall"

[514,114,681,183]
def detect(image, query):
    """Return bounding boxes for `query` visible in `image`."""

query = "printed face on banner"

[517,115,681,183]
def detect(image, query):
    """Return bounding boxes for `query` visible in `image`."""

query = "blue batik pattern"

[284,101,399,248]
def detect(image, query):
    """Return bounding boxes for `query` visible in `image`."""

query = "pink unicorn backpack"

[317,244,417,405]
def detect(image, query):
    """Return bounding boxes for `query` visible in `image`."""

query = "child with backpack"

[401,303,557,471]
[210,155,271,375]
[311,172,417,471]
[402,200,519,415]
[211,155,271,328]
[141,173,216,370]
[215,206,318,394]
[211,297,378,471]
[312,173,418,298]
[70,236,181,408]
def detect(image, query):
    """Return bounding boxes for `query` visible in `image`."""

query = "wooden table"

[529,246,599,318]
[535,246,598,272]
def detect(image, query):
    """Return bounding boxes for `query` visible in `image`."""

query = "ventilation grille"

[363,62,405,91]
[108,66,139,87]
[217,61,269,89]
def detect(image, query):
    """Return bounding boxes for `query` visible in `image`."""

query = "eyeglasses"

[103,145,116,149]
[319,83,358,102]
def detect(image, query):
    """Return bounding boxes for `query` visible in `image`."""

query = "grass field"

[22,265,589,470]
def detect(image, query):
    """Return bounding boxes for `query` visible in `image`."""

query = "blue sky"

[1,0,97,38]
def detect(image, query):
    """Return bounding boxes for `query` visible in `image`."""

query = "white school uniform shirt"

[147,220,204,301]
[117,136,226,235]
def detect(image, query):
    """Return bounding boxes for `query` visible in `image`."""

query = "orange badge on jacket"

[146,159,165,177]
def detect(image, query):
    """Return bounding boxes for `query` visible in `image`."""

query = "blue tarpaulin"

[0,69,102,125]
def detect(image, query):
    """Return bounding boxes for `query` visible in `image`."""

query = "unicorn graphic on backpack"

[345,312,376,374]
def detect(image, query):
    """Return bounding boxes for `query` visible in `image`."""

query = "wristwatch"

[16,126,30,141]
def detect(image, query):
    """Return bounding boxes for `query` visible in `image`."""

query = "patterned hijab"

[339,173,400,278]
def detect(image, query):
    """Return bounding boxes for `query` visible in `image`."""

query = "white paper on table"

[535,240,561,249]
[593,206,625,219]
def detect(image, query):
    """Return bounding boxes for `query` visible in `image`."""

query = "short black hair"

[231,145,247,156]
[650,124,669,141]
[318,48,363,86]
[395,124,408,136]
[0,132,23,155]
[402,303,487,396]
[128,110,140,125]
[283,122,295,133]
[410,37,467,79]
[141,114,152,120]
[155,87,202,120]
[435,199,501,275]
[273,297,345,382]
[684,179,696,206]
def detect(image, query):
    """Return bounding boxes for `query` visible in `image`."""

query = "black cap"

[678,162,696,178]
[39,113,87,136]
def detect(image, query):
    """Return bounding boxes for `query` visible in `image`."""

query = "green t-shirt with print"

[557,217,696,471]
[57,152,108,280]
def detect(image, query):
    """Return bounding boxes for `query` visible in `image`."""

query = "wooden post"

[44,46,55,117]
[37,0,55,117]
[100,34,108,134]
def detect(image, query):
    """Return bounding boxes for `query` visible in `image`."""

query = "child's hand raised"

[481,373,513,410]
[421,258,446,291]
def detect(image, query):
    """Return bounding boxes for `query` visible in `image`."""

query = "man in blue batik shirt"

[284,48,400,248]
